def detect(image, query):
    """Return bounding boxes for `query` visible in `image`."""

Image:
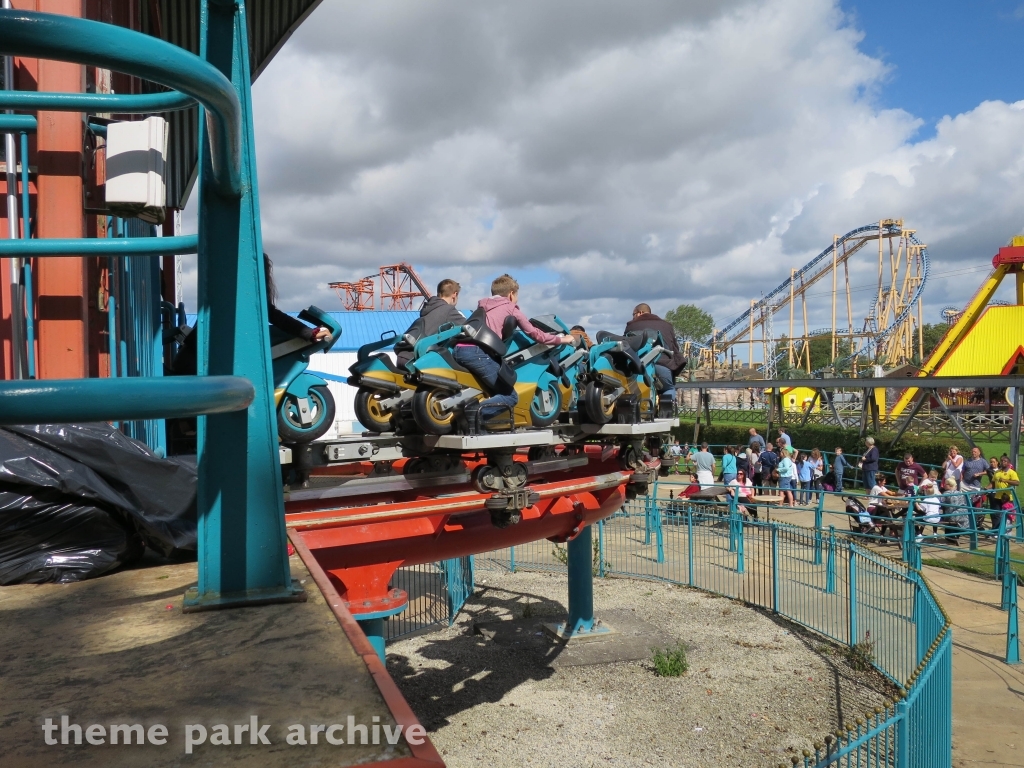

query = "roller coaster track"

[708,220,930,372]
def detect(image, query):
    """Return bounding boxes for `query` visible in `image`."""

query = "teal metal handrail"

[0,234,198,257]
[0,376,254,424]
[0,113,35,131]
[0,10,238,197]
[0,89,194,114]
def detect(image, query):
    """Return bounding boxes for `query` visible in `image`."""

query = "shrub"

[652,642,690,677]
[846,633,875,671]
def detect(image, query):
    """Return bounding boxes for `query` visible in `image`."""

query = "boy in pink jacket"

[456,274,573,427]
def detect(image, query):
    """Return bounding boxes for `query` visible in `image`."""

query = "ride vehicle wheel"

[529,381,563,428]
[353,388,397,433]
[277,385,335,443]
[584,381,615,424]
[412,388,454,435]
[472,464,504,493]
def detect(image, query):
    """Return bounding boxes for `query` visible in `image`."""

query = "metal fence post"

[509,546,516,573]
[735,507,745,574]
[1007,571,1020,665]
[848,541,858,645]
[598,519,606,578]
[902,499,915,564]
[655,501,665,565]
[913,580,928,665]
[1002,547,1013,611]
[813,494,824,565]
[826,525,836,594]
[996,516,1009,580]
[644,493,653,545]
[686,510,695,586]
[771,523,779,612]
[896,698,909,767]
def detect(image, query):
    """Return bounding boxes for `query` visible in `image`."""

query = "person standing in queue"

[860,437,879,492]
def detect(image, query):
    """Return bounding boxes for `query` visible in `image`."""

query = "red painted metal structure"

[328,262,432,311]
[285,448,638,622]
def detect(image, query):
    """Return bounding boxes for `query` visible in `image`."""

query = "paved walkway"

[655,477,1024,767]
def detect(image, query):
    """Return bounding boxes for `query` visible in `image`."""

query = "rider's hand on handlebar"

[314,327,332,341]
[560,334,574,345]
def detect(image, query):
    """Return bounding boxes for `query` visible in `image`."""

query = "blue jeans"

[863,469,876,493]
[654,364,675,397]
[454,345,518,420]
[834,470,844,492]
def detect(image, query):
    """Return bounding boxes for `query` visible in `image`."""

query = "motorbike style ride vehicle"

[271,306,342,443]
[579,329,666,424]
[405,311,586,436]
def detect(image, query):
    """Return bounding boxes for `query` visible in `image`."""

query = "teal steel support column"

[565,524,596,635]
[185,0,302,611]
[354,602,407,664]
[1007,571,1020,665]
[358,618,387,663]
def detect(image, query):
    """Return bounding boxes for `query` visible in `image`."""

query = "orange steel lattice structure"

[328,277,374,311]
[329,263,431,311]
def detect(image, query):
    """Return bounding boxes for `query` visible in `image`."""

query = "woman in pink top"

[455,274,573,425]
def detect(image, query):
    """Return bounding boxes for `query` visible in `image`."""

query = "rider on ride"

[457,274,574,429]
[623,303,681,400]
[395,278,465,368]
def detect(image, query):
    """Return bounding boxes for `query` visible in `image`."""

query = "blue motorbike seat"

[595,331,625,344]
[372,352,404,374]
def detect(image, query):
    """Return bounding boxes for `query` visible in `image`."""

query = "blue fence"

[476,500,952,768]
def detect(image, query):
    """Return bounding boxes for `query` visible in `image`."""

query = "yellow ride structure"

[890,237,1024,418]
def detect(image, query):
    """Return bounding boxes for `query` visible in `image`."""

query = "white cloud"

[179,0,1024,355]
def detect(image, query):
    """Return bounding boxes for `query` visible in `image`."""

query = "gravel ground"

[386,570,896,768]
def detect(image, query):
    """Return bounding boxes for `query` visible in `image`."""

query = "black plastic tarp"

[0,424,197,585]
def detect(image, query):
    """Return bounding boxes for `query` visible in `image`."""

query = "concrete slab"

[0,552,440,768]
[474,609,673,668]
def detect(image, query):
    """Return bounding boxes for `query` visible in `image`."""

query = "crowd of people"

[662,430,1021,542]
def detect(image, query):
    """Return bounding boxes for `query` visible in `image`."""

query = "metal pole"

[1011,386,1023,467]
[3,8,24,379]
[831,234,838,362]
[18,130,32,377]
[1007,571,1020,665]
[565,524,595,635]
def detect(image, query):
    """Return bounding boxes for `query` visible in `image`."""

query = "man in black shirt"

[624,303,684,400]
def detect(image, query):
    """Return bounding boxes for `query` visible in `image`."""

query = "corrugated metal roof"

[138,0,325,208]
[181,310,471,352]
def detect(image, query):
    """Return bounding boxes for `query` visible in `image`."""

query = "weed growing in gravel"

[846,632,875,671]
[551,538,610,576]
[522,601,534,618]
[652,642,689,677]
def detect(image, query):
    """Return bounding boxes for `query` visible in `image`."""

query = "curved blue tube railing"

[0,89,194,114]
[0,10,239,197]
[0,376,254,425]
[0,234,198,258]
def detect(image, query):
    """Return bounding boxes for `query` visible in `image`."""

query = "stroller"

[843,496,876,535]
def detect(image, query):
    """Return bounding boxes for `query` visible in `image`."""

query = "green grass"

[651,642,689,677]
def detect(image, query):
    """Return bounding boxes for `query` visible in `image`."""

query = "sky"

[181,0,1024,361]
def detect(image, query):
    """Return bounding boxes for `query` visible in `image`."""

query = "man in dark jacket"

[395,279,465,367]
[623,303,683,398]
